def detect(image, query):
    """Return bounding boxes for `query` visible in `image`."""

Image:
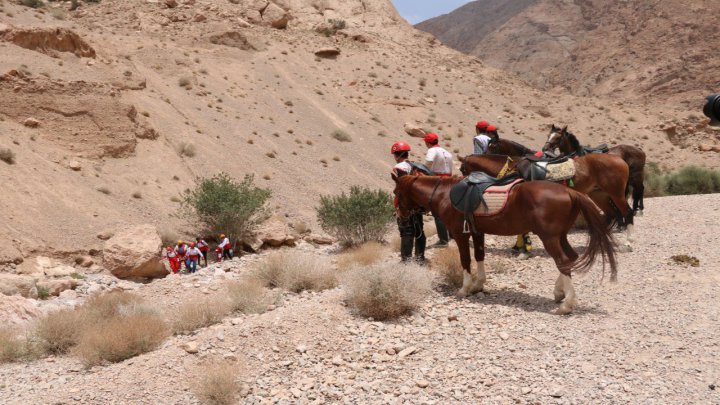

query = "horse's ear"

[561,125,568,133]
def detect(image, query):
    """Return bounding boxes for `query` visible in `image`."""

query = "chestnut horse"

[393,174,618,314]
[542,125,647,215]
[460,153,635,251]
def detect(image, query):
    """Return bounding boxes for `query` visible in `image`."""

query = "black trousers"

[397,213,426,261]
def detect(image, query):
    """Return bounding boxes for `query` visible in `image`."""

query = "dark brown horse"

[543,125,647,215]
[393,174,618,314]
[460,153,635,251]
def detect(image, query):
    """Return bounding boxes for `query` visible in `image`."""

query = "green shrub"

[665,165,720,195]
[0,148,15,164]
[643,162,667,197]
[316,186,394,246]
[37,285,50,300]
[182,173,271,244]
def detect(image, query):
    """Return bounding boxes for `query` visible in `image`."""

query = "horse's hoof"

[555,305,574,315]
[554,293,565,303]
[610,274,618,283]
[456,289,469,299]
[635,210,644,217]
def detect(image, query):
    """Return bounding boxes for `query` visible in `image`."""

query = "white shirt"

[473,134,492,154]
[425,146,453,175]
[218,237,230,249]
[187,247,202,258]
[393,161,413,175]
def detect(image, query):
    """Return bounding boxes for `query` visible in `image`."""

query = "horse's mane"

[565,131,582,152]
[502,139,536,155]
[466,153,519,161]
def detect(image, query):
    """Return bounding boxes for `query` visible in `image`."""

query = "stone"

[448,314,458,322]
[305,234,335,245]
[0,294,40,327]
[23,117,40,128]
[97,231,114,240]
[0,274,38,298]
[416,380,430,388]
[397,346,417,358]
[68,161,82,171]
[164,0,177,8]
[59,289,78,300]
[314,48,340,59]
[75,256,94,268]
[498,332,509,340]
[103,224,168,279]
[193,13,207,22]
[252,215,297,250]
[296,344,307,354]
[261,2,289,29]
[181,341,199,354]
[404,122,426,138]
[37,278,79,296]
[331,356,343,366]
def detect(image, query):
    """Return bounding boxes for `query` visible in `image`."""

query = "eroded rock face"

[0,295,40,328]
[1,27,96,58]
[0,274,38,298]
[103,224,168,279]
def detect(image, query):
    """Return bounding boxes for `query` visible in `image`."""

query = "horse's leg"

[538,234,578,315]
[471,232,486,293]
[607,190,635,249]
[455,234,475,298]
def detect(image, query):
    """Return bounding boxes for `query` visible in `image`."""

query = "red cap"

[423,133,439,144]
[476,121,489,130]
[487,125,497,132]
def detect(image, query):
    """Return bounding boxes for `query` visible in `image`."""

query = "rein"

[427,178,443,217]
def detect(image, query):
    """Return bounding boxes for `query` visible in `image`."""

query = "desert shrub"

[177,142,196,157]
[21,0,43,8]
[173,297,231,334]
[316,186,394,246]
[331,129,352,142]
[342,262,434,320]
[0,329,37,363]
[35,308,86,354]
[182,173,271,243]
[192,360,241,405]
[317,18,346,36]
[337,242,385,271]
[433,245,463,288]
[643,162,667,197]
[0,148,16,164]
[254,251,337,293]
[36,285,50,300]
[74,312,168,367]
[225,279,271,314]
[664,165,720,195]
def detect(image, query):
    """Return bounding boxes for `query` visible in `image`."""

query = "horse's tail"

[568,189,618,280]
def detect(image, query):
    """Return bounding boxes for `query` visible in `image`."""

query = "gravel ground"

[1,194,719,404]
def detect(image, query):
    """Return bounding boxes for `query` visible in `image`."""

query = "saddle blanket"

[475,178,524,216]
[542,160,575,182]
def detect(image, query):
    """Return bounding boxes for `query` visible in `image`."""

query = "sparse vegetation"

[178,76,192,88]
[643,164,720,197]
[21,0,43,8]
[0,330,37,363]
[337,242,385,271]
[192,360,242,405]
[433,245,463,288]
[35,308,86,354]
[224,279,271,314]
[254,251,337,293]
[177,142,196,158]
[181,173,271,244]
[36,285,50,300]
[317,18,347,36]
[173,297,231,334]
[331,129,352,142]
[316,186,394,246]
[0,148,16,165]
[342,262,434,320]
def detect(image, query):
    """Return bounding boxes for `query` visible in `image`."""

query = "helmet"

[390,141,411,154]
[219,234,225,238]
[177,240,183,245]
[189,242,195,248]
[476,121,489,130]
[423,133,439,144]
[486,125,497,132]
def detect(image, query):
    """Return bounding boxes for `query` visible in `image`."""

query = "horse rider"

[391,141,427,264]
[473,120,492,154]
[423,132,453,248]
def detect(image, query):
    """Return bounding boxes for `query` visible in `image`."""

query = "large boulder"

[36,278,79,296]
[246,215,297,251]
[404,122,427,138]
[103,224,168,279]
[262,2,290,29]
[0,274,37,298]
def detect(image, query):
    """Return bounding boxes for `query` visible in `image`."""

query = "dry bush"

[254,251,337,293]
[0,148,16,164]
[331,129,352,142]
[0,329,36,363]
[177,142,196,157]
[173,297,231,334]
[342,262,434,320]
[337,242,385,272]
[192,360,242,405]
[433,245,463,288]
[225,279,271,314]
[389,234,401,251]
[74,313,168,367]
[35,308,86,354]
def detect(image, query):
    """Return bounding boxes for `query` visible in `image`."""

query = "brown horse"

[393,174,618,314]
[542,125,647,215]
[460,153,635,251]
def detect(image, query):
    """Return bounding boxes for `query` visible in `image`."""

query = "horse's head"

[391,173,423,219]
[543,124,567,152]
[459,155,471,176]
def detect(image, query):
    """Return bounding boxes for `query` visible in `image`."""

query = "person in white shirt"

[473,120,492,154]
[423,133,452,248]
[218,234,233,260]
[196,238,209,267]
[186,242,202,273]
[390,141,426,264]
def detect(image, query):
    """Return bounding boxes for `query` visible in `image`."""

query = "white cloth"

[425,146,453,175]
[196,240,208,250]
[218,237,230,249]
[186,247,202,258]
[393,161,413,175]
[473,134,492,154]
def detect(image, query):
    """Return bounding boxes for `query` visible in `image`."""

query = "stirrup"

[463,220,470,234]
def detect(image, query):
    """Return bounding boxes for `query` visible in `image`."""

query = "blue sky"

[391,0,474,24]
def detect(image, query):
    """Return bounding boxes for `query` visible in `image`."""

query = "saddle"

[408,162,435,176]
[450,172,523,233]
[579,144,609,156]
[516,157,575,182]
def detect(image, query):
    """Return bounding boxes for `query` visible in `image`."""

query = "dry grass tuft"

[35,308,86,354]
[0,329,37,363]
[225,279,272,314]
[337,242,386,272]
[0,148,16,164]
[173,297,231,334]
[192,360,242,405]
[254,251,337,293]
[432,245,463,288]
[342,262,434,320]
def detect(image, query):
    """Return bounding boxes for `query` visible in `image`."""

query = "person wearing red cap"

[473,121,492,154]
[390,141,426,263]
[423,133,452,248]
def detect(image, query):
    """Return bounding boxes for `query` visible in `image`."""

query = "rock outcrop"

[103,224,168,279]
[0,26,96,58]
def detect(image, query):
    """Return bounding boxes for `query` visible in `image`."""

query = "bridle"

[543,130,563,152]
[396,176,443,219]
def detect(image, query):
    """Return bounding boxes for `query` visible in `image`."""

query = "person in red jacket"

[196,238,209,267]
[218,234,233,261]
[186,242,202,274]
[165,247,181,274]
[175,240,188,271]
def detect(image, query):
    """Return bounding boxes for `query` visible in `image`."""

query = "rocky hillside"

[0,0,718,268]
[416,0,720,104]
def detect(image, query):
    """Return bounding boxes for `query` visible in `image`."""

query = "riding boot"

[431,216,449,247]
[400,236,414,262]
[512,234,524,252]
